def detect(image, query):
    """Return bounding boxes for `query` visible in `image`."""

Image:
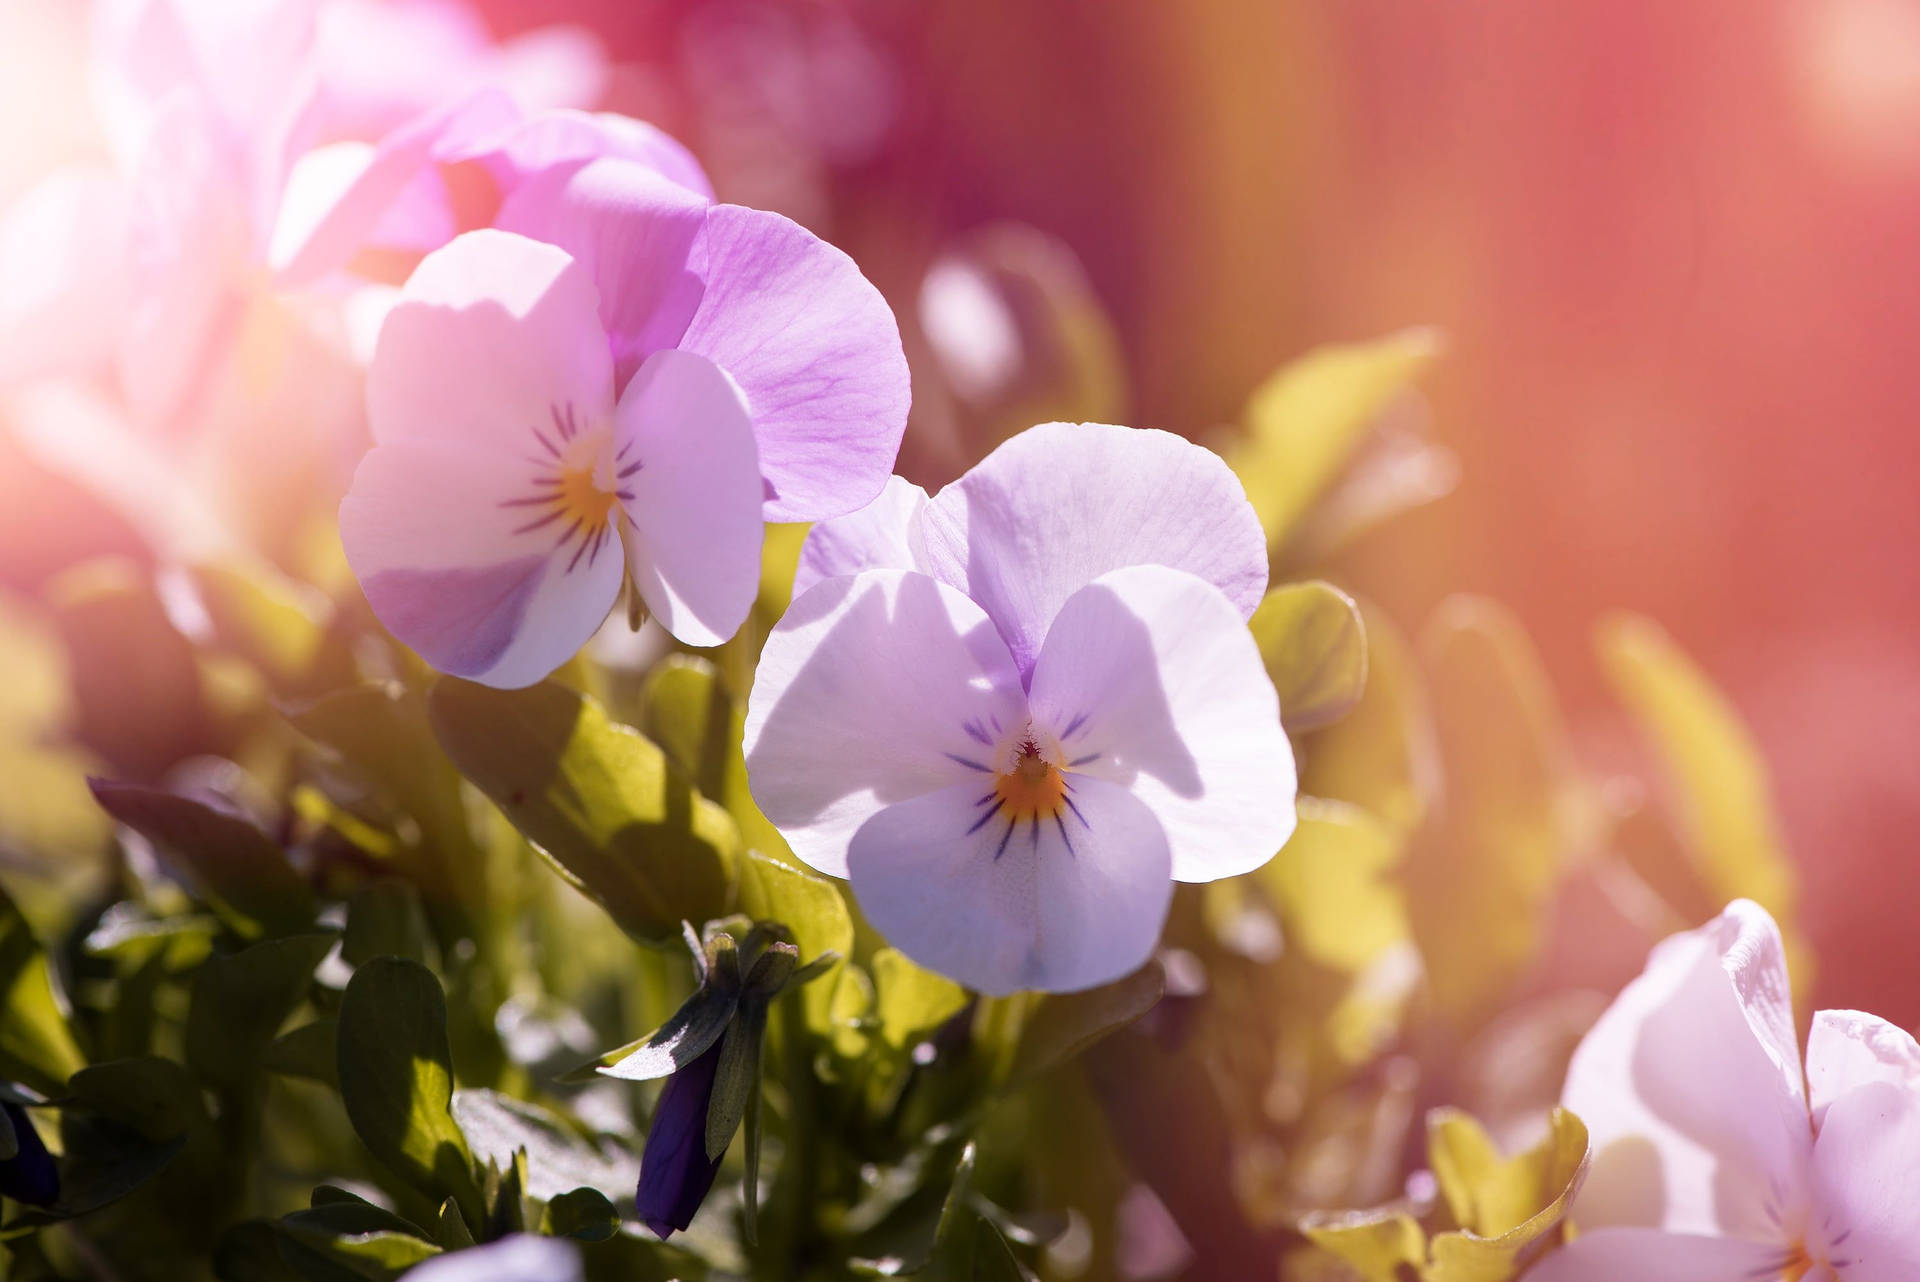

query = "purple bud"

[634,1038,726,1239]
[0,1102,58,1209]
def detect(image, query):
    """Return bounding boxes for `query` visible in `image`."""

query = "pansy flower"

[742,423,1296,994]
[1531,899,1920,1282]
[400,1234,581,1281]
[340,229,765,684]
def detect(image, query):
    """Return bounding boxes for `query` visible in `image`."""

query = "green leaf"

[185,933,335,1090]
[1405,598,1573,1028]
[643,655,791,861]
[1596,613,1807,979]
[433,1198,474,1251]
[64,1057,203,1143]
[427,678,738,944]
[871,949,968,1054]
[214,1221,307,1282]
[89,780,315,939]
[1254,797,1408,973]
[1250,581,1369,733]
[1007,962,1163,1084]
[336,957,482,1224]
[342,881,434,968]
[264,1019,339,1087]
[188,562,329,689]
[0,885,85,1096]
[276,1205,440,1282]
[543,1187,620,1242]
[1296,600,1436,833]
[1230,328,1441,551]
[42,1111,187,1220]
[1299,1208,1426,1282]
[738,850,851,1031]
[449,1089,630,1203]
[1423,1108,1590,1282]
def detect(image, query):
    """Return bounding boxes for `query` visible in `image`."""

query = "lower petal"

[1027,565,1297,882]
[614,349,764,647]
[1805,1010,1920,1125]
[341,437,622,687]
[1526,1228,1799,1282]
[1809,1081,1920,1282]
[848,776,1173,995]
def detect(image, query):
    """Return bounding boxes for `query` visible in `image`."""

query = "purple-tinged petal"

[848,775,1172,995]
[635,1038,726,1239]
[496,157,711,389]
[614,349,763,647]
[743,570,1026,879]
[0,167,132,384]
[1564,900,1813,1239]
[340,437,624,688]
[1806,1010,1920,1127]
[272,88,522,287]
[1524,1228,1797,1282]
[456,111,711,203]
[918,423,1269,681]
[366,229,613,452]
[677,205,910,523]
[792,476,930,599]
[400,1234,582,1282]
[1808,1080,1920,1282]
[1027,565,1295,883]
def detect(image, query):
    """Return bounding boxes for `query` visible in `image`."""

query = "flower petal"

[676,205,911,523]
[1806,1010,1920,1126]
[0,167,132,384]
[1027,564,1295,882]
[1808,1080,1920,1282]
[848,775,1172,995]
[743,570,1026,879]
[458,109,711,202]
[1524,1228,1799,1282]
[496,156,712,389]
[367,229,613,454]
[400,1234,582,1282]
[918,423,1270,679]
[340,437,623,687]
[1563,900,1812,1239]
[614,349,764,647]
[792,476,930,599]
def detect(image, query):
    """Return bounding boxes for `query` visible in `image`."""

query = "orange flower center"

[994,739,1068,822]
[556,462,617,531]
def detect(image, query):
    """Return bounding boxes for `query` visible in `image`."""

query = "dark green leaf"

[544,1186,620,1242]
[1007,962,1163,1084]
[434,1199,474,1251]
[427,678,738,944]
[90,780,315,939]
[186,934,335,1090]
[264,1020,339,1087]
[703,1006,763,1162]
[214,1221,306,1282]
[336,957,483,1224]
[342,881,434,968]
[64,1057,203,1142]
[449,1089,630,1203]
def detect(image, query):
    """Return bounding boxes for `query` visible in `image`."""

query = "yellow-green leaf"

[1297,600,1435,833]
[738,850,850,1032]
[870,948,968,1053]
[1595,613,1806,980]
[427,678,739,944]
[1300,1208,1426,1282]
[1251,581,1369,733]
[1231,328,1441,551]
[1405,598,1573,1028]
[1423,1107,1589,1282]
[188,562,330,690]
[0,884,85,1095]
[1255,797,1408,973]
[643,655,791,861]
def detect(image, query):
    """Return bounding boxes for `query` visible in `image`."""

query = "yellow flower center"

[1778,1243,1813,1282]
[556,462,617,532]
[993,738,1068,822]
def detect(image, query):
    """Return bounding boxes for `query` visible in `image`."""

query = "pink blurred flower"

[1533,899,1920,1282]
[743,424,1296,994]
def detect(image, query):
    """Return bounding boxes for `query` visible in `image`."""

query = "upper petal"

[1805,1010,1920,1126]
[1525,1228,1800,1282]
[340,436,624,688]
[1808,1080,1920,1282]
[1027,565,1296,882]
[743,570,1026,879]
[676,205,911,523]
[367,229,613,454]
[848,776,1173,995]
[400,1234,582,1282]
[918,423,1270,679]
[1563,900,1813,1238]
[791,476,931,599]
[496,156,712,389]
[615,349,764,647]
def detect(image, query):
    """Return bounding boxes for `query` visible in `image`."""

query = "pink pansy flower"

[288,105,908,525]
[742,423,1296,994]
[1532,899,1920,1282]
[340,229,765,685]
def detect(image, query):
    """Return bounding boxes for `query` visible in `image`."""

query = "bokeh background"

[4,0,1915,1025]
